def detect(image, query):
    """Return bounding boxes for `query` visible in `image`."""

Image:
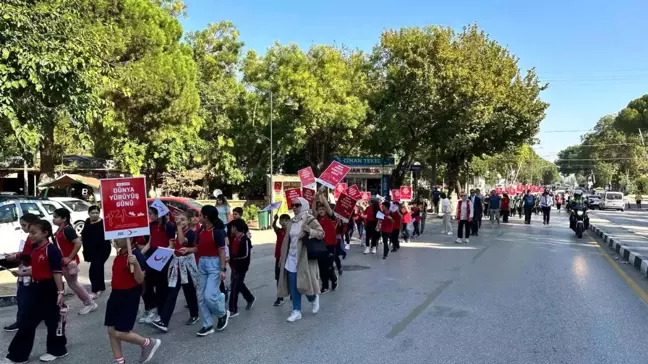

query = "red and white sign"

[399,186,412,201]
[334,183,348,200]
[317,161,351,189]
[496,187,502,195]
[302,188,315,206]
[391,189,401,202]
[273,182,282,192]
[333,193,358,222]
[360,191,371,201]
[347,184,362,200]
[298,167,316,189]
[100,177,150,240]
[284,188,303,204]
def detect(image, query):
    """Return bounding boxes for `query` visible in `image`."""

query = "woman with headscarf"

[277,196,325,322]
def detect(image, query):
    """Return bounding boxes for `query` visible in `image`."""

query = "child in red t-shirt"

[315,193,338,293]
[272,213,290,306]
[106,238,161,364]
[378,201,394,259]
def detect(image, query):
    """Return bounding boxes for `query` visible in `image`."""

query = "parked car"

[49,197,93,234]
[599,191,625,211]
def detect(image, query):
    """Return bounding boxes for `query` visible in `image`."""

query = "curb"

[589,224,648,277]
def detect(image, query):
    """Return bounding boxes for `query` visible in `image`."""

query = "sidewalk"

[588,214,648,277]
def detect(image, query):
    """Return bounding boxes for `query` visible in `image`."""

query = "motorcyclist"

[569,190,585,210]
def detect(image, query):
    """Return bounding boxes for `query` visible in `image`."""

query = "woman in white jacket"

[440,192,452,235]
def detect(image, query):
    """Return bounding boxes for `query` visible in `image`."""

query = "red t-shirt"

[111,248,146,290]
[30,242,63,281]
[391,211,402,228]
[402,210,412,224]
[149,221,175,249]
[197,227,226,257]
[365,205,376,222]
[380,214,394,233]
[319,216,337,246]
[20,237,33,267]
[55,225,80,264]
[174,229,196,256]
[274,229,286,259]
[230,235,242,257]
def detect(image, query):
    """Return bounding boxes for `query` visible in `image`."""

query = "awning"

[38,174,100,189]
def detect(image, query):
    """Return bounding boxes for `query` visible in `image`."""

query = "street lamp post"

[270,91,273,176]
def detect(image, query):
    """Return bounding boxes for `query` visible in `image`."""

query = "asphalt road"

[2,212,648,364]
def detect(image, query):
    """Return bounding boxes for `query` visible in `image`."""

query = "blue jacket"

[472,196,483,215]
[523,195,535,208]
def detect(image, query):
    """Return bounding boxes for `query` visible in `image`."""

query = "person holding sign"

[52,208,98,315]
[363,200,380,255]
[151,211,200,332]
[138,207,175,325]
[105,238,161,364]
[195,205,230,336]
[6,220,68,363]
[277,197,325,322]
[313,193,338,293]
[378,202,394,259]
[390,203,402,253]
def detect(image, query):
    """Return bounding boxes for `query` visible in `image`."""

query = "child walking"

[228,219,255,317]
[105,238,161,364]
[151,211,200,332]
[6,220,68,363]
[272,214,290,306]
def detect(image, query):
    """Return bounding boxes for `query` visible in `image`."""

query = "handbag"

[304,237,328,260]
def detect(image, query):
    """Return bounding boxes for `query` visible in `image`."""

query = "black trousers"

[502,210,509,223]
[381,231,392,257]
[229,270,254,313]
[524,207,533,224]
[8,280,67,363]
[143,265,169,312]
[458,220,471,239]
[471,215,480,235]
[318,245,338,290]
[365,221,379,247]
[159,274,199,325]
[89,249,110,293]
[390,229,401,251]
[542,207,551,224]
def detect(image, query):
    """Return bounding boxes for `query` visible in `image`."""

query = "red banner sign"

[391,189,401,202]
[333,192,358,222]
[273,182,282,192]
[298,167,316,188]
[284,188,302,204]
[334,183,348,200]
[399,186,412,201]
[317,161,351,189]
[347,184,361,200]
[496,187,502,195]
[302,188,315,207]
[360,191,371,201]
[100,177,150,240]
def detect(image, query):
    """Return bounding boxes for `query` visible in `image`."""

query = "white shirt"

[458,199,474,220]
[441,198,451,214]
[285,219,304,273]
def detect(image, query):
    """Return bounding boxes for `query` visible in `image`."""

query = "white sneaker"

[344,243,350,250]
[311,295,320,314]
[79,301,98,315]
[447,231,453,235]
[370,247,377,254]
[465,239,470,244]
[455,238,462,244]
[38,353,68,362]
[287,310,302,322]
[363,247,370,254]
[138,310,151,323]
[143,310,157,324]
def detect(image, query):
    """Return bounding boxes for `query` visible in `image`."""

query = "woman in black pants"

[81,205,112,299]
[363,200,380,255]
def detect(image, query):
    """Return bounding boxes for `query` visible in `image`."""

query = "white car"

[48,197,92,234]
[0,196,90,255]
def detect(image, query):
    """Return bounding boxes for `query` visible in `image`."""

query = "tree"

[614,94,648,134]
[243,43,371,174]
[0,0,108,181]
[369,25,548,192]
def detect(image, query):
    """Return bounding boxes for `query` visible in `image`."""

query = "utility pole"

[270,91,273,176]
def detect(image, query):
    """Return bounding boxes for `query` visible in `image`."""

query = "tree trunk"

[430,149,438,188]
[39,119,56,183]
[445,160,462,196]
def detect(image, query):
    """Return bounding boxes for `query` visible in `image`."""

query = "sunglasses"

[291,203,302,208]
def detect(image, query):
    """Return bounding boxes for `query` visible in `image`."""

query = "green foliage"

[632,176,648,195]
[242,203,260,222]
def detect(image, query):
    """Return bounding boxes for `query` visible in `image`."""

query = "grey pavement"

[1,212,648,363]
[589,210,648,275]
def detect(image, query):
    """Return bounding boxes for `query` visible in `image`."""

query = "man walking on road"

[540,190,553,225]
[487,190,501,228]
[523,190,535,224]
[470,190,483,236]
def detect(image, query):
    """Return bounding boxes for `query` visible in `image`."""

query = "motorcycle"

[569,203,589,238]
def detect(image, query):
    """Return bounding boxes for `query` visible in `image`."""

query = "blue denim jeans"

[288,271,315,312]
[198,257,226,328]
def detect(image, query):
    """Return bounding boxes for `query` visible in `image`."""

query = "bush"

[242,204,260,222]
[632,176,648,195]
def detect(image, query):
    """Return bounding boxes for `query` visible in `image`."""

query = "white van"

[599,191,625,211]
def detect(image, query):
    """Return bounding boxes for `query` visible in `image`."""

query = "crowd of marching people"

[2,182,564,363]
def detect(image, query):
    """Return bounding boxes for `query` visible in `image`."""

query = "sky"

[181,0,648,161]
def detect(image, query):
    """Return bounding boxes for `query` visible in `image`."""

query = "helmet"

[573,190,583,197]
